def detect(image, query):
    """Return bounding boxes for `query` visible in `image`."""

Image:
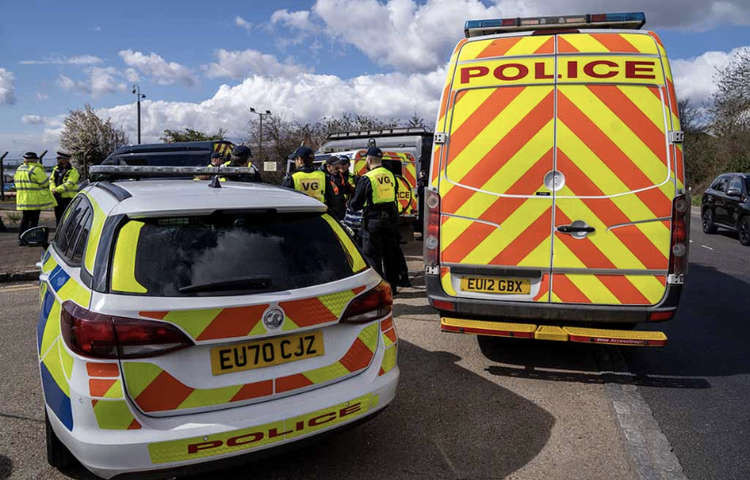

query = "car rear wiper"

[178,276,272,293]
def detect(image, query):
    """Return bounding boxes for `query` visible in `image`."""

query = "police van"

[424,12,689,346]
[21,166,398,478]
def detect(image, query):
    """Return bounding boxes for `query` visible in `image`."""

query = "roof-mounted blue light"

[464,12,646,38]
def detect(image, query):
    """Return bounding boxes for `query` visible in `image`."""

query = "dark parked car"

[701,173,750,246]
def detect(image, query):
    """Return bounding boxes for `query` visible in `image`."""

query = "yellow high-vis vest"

[14,162,56,211]
[292,170,326,203]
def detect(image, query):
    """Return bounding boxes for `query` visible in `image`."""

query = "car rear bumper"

[51,350,398,479]
[425,273,682,324]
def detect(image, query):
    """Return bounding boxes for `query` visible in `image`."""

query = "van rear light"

[424,189,441,268]
[340,282,392,323]
[648,310,674,321]
[431,299,455,312]
[668,195,690,284]
[60,301,194,359]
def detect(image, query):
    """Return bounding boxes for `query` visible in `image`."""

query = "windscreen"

[110,213,363,296]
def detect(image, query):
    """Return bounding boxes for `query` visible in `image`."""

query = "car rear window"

[109,212,366,296]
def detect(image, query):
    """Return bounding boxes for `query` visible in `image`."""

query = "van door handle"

[557,225,595,234]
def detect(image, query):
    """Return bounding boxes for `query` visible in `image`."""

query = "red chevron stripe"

[534,274,550,301]
[557,36,579,53]
[196,304,268,341]
[596,275,651,304]
[280,297,337,327]
[587,85,667,166]
[230,380,273,402]
[489,209,551,266]
[552,274,590,303]
[89,379,117,397]
[442,222,496,263]
[276,373,312,393]
[535,37,555,54]
[135,371,193,412]
[555,208,616,269]
[339,338,373,372]
[590,33,641,53]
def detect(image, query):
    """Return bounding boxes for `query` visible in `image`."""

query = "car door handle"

[557,225,596,234]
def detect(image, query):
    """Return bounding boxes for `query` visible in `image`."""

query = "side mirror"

[727,188,741,197]
[20,226,49,249]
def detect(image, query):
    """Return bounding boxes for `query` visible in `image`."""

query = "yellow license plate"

[210,331,324,375]
[460,276,531,294]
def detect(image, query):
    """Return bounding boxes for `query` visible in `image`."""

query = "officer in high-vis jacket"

[349,147,402,290]
[282,146,333,207]
[14,152,56,244]
[49,151,80,224]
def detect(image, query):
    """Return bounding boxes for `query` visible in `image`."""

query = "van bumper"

[425,274,682,324]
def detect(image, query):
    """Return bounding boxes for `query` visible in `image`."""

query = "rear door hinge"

[669,130,684,144]
[434,132,448,144]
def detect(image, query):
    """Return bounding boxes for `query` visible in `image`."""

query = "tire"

[45,412,76,470]
[702,208,717,234]
[739,217,750,246]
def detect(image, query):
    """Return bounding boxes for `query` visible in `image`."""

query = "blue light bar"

[464,12,646,38]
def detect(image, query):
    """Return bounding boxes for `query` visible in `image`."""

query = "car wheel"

[46,412,76,470]
[739,217,750,246]
[702,208,717,234]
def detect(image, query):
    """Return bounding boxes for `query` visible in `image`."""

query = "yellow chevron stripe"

[620,34,659,54]
[506,36,552,56]
[618,85,667,133]
[122,362,162,399]
[560,33,608,53]
[179,384,243,410]
[102,379,124,399]
[626,275,667,304]
[448,88,495,135]
[441,271,457,296]
[563,274,621,305]
[40,301,61,355]
[303,362,350,384]
[282,316,300,331]
[92,400,137,430]
[380,346,397,375]
[84,193,106,274]
[42,340,69,396]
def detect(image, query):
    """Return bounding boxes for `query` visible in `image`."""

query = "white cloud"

[0,68,15,105]
[56,67,127,97]
[270,9,317,32]
[21,114,45,125]
[672,46,749,105]
[36,92,49,101]
[118,50,196,86]
[41,66,445,148]
[124,68,140,83]
[287,0,750,72]
[203,49,309,80]
[20,55,103,65]
[235,16,253,32]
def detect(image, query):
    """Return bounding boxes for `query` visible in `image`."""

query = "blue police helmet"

[366,147,383,158]
[232,145,252,158]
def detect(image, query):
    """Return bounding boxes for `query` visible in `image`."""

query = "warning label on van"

[457,56,664,88]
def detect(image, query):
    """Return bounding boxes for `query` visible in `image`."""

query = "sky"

[1,0,749,156]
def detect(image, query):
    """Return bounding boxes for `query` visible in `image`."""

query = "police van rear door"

[550,32,675,306]
[439,34,556,303]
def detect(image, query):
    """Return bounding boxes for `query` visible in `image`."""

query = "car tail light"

[668,195,690,283]
[424,189,441,268]
[648,310,674,321]
[430,299,455,312]
[340,282,392,323]
[61,301,194,359]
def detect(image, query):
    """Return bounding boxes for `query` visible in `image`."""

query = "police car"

[21,166,399,478]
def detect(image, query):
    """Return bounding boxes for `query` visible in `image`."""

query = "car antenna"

[209,174,222,188]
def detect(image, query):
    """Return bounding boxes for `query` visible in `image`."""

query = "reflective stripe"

[111,221,147,293]
[321,214,367,273]
[83,194,106,273]
[91,400,141,430]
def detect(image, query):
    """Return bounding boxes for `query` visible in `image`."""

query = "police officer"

[49,151,80,224]
[14,152,56,244]
[349,147,402,289]
[326,156,349,221]
[335,156,357,199]
[228,145,262,182]
[282,146,334,207]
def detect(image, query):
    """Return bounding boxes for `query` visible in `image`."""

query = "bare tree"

[60,105,128,176]
[160,128,226,143]
[711,47,750,173]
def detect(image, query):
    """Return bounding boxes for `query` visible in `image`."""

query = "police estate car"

[21,166,398,478]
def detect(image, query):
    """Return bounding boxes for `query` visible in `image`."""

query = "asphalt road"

[1,212,748,479]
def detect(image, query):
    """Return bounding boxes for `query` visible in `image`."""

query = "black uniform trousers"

[19,210,41,239]
[54,196,72,225]
[361,211,401,289]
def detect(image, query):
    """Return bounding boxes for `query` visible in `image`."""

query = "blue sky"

[1,0,749,154]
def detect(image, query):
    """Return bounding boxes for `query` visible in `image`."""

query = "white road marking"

[597,349,687,480]
[700,245,713,251]
[0,284,37,293]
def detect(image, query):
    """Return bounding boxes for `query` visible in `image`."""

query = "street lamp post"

[249,107,272,162]
[131,85,146,144]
